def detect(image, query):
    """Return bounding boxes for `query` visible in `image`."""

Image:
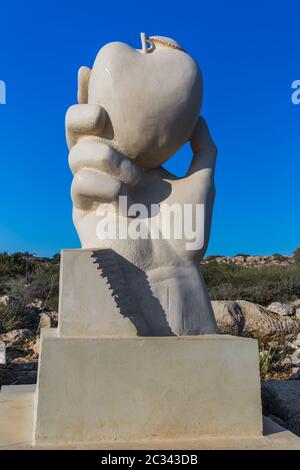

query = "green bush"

[235,253,250,257]
[259,342,276,379]
[0,252,59,309]
[205,255,224,262]
[202,262,300,305]
[30,265,59,311]
[0,303,30,334]
[6,278,32,309]
[0,253,60,333]
[0,252,32,293]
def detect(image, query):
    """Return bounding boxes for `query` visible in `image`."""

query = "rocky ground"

[203,254,294,267]
[0,306,57,386]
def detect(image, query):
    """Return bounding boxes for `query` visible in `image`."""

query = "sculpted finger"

[71,168,126,210]
[187,117,217,179]
[77,66,91,104]
[169,118,217,208]
[69,140,140,187]
[190,116,217,155]
[65,104,107,149]
[176,118,216,204]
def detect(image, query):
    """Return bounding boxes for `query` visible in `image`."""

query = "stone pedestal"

[58,249,217,337]
[58,249,137,337]
[33,332,263,445]
[31,248,264,446]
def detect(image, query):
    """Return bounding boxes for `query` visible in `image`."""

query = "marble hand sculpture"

[66,34,218,335]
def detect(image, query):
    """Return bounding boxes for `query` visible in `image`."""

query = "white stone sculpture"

[66,33,218,335]
[1,35,270,450]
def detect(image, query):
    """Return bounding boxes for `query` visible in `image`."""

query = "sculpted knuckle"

[65,105,81,130]
[71,170,85,195]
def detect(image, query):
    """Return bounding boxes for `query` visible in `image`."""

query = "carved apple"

[77,34,202,169]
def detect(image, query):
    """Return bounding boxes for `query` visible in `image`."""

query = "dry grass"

[203,262,300,306]
[259,335,296,380]
[0,304,29,333]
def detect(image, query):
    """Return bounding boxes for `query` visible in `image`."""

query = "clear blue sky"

[0,0,299,257]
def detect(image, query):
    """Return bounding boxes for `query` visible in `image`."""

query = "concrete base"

[32,330,263,446]
[1,385,300,449]
[0,385,34,449]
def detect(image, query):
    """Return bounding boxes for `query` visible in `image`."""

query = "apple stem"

[140,32,148,53]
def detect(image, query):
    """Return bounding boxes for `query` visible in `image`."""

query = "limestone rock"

[296,309,300,321]
[211,301,243,336]
[262,380,300,436]
[0,329,34,348]
[291,299,300,309]
[281,356,292,370]
[0,340,6,365]
[0,295,9,305]
[292,368,300,379]
[291,350,300,366]
[31,337,40,357]
[48,310,58,327]
[212,300,299,340]
[38,312,52,332]
[203,254,294,267]
[27,299,43,309]
[37,311,58,334]
[266,302,295,316]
